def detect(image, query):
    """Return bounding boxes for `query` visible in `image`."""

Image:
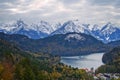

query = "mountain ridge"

[0,32,108,56]
[0,19,120,43]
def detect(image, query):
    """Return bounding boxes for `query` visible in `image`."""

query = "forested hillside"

[0,39,93,80]
[96,47,120,73]
[0,32,109,56]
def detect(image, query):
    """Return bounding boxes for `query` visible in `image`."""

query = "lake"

[61,53,104,70]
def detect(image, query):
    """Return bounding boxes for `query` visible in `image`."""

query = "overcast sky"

[0,0,120,25]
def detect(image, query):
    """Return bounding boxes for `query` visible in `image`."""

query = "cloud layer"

[0,0,120,25]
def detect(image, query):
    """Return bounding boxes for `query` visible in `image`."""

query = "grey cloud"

[0,0,16,3]
[60,0,80,4]
[89,0,120,8]
[0,0,120,26]
[113,14,120,19]
[115,0,120,8]
[89,0,114,5]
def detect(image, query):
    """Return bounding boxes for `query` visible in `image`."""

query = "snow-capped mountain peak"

[16,19,27,28]
[101,22,119,35]
[92,24,100,31]
[0,19,28,33]
[30,20,54,34]
[52,22,62,31]
[92,22,120,43]
[7,19,28,34]
[0,19,60,39]
[51,20,91,35]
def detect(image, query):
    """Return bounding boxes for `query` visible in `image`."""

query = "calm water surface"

[61,53,104,70]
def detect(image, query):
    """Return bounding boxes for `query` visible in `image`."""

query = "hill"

[96,47,120,73]
[0,32,108,56]
[0,39,94,80]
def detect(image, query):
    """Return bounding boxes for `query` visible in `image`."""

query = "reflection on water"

[61,53,104,70]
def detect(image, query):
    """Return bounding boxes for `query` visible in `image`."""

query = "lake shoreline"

[61,53,104,70]
[60,52,105,57]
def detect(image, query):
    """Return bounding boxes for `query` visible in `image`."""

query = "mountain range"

[0,19,60,39]
[0,19,120,43]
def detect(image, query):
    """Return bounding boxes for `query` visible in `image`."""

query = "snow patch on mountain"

[65,33,85,41]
